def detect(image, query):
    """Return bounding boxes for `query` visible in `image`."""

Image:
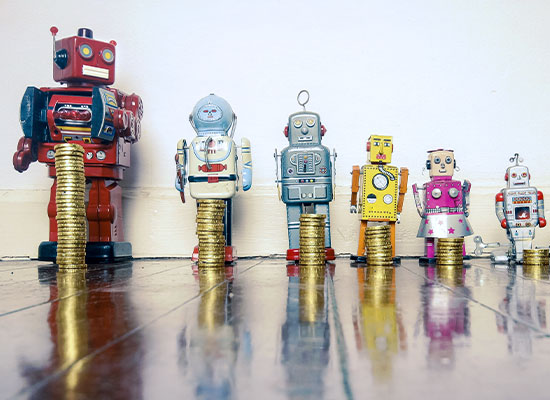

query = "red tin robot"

[13,27,143,262]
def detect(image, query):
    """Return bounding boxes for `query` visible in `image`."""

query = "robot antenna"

[50,26,58,62]
[297,90,310,111]
[509,153,520,165]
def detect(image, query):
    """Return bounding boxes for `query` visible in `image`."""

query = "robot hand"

[13,137,37,172]
[539,217,546,228]
[350,205,357,213]
[396,213,401,224]
[500,219,507,229]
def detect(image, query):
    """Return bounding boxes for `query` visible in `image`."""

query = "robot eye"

[293,120,303,128]
[434,157,441,164]
[445,156,452,164]
[79,44,94,59]
[384,142,390,147]
[512,173,517,178]
[101,48,115,63]
[211,109,217,113]
[306,119,315,127]
[373,141,380,146]
[522,172,527,177]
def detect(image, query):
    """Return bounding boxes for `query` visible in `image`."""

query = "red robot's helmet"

[51,26,116,86]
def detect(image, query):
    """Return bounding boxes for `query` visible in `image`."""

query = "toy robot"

[13,27,143,262]
[412,149,472,263]
[274,90,337,261]
[175,94,252,262]
[495,154,546,263]
[350,135,408,262]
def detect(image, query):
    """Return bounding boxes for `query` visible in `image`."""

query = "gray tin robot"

[274,90,337,261]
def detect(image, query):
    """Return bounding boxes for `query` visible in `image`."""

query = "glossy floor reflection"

[1,258,549,399]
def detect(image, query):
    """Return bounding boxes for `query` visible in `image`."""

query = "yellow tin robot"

[350,135,408,262]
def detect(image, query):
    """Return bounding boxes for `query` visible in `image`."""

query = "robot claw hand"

[350,205,357,213]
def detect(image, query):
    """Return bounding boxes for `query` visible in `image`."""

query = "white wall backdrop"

[1,0,550,257]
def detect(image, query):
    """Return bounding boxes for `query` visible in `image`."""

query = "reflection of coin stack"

[365,225,393,266]
[299,265,326,322]
[436,264,464,286]
[523,263,550,280]
[55,143,87,269]
[299,214,326,266]
[523,248,550,266]
[196,199,226,269]
[436,238,464,265]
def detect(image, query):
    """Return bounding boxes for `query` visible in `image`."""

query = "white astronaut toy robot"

[495,153,545,263]
[175,94,252,262]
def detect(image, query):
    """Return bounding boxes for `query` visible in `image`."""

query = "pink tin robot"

[412,149,473,263]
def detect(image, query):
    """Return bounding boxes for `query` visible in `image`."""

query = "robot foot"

[192,245,236,264]
[38,241,132,263]
[287,248,336,261]
[350,255,367,263]
[419,256,437,265]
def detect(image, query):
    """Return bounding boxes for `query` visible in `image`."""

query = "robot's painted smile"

[82,65,109,79]
[376,154,386,160]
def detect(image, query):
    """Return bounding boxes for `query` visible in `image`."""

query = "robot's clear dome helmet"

[191,94,234,134]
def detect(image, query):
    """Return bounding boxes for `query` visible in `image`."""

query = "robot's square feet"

[38,241,132,263]
[350,255,367,263]
[392,256,402,264]
[419,256,437,265]
[287,248,336,261]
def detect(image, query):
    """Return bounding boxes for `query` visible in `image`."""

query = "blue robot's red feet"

[286,248,335,261]
[192,245,236,264]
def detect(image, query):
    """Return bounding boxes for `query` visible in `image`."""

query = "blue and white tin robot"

[176,94,252,262]
[275,90,337,261]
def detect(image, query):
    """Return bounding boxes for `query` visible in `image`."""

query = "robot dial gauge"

[372,173,389,190]
[383,194,393,204]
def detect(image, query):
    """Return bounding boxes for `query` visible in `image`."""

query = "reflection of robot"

[274,90,336,261]
[350,135,408,261]
[176,94,252,262]
[178,268,251,399]
[352,266,406,383]
[496,266,547,359]
[421,266,470,369]
[13,27,143,262]
[495,154,545,263]
[412,149,472,263]
[281,264,331,398]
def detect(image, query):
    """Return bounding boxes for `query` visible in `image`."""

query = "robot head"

[284,90,326,145]
[505,154,530,188]
[426,149,455,178]
[367,135,393,164]
[51,27,116,86]
[190,94,235,136]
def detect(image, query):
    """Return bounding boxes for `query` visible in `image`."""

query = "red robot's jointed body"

[13,27,143,262]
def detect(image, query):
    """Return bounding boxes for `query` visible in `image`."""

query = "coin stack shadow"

[523,248,550,266]
[55,143,87,269]
[299,214,326,266]
[196,199,226,269]
[365,225,393,266]
[436,238,464,266]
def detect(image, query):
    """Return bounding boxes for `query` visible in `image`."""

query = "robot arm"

[241,138,252,191]
[462,180,472,217]
[274,149,281,201]
[412,183,425,217]
[175,139,187,203]
[350,166,360,213]
[111,89,143,143]
[538,191,546,228]
[397,167,409,222]
[495,192,507,228]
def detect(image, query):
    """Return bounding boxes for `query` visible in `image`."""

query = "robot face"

[428,150,454,178]
[368,135,393,164]
[196,104,223,122]
[287,112,321,145]
[191,94,234,135]
[53,28,116,85]
[506,166,529,188]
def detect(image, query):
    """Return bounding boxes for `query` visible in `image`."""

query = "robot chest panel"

[425,181,461,208]
[360,165,398,220]
[190,137,236,174]
[47,94,93,142]
[282,147,329,177]
[504,188,538,225]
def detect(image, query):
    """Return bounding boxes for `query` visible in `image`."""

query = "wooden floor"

[1,257,549,399]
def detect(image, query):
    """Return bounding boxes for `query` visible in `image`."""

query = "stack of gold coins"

[436,238,464,265]
[196,199,226,268]
[365,225,393,266]
[523,248,550,266]
[299,214,326,266]
[55,143,87,269]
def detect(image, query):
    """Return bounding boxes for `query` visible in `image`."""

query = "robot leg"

[420,238,436,264]
[224,199,235,262]
[286,204,301,261]
[314,203,335,260]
